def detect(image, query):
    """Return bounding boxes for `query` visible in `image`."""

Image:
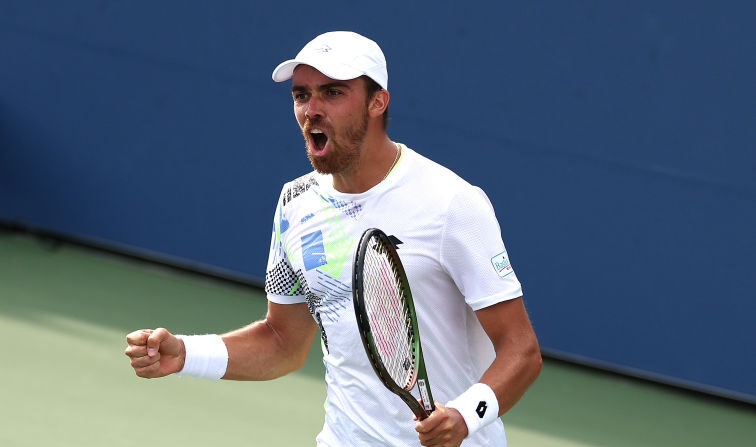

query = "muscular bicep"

[221,301,317,380]
[475,297,536,351]
[266,301,318,352]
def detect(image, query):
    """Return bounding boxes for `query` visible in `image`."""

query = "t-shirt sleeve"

[264,186,306,304]
[439,185,523,310]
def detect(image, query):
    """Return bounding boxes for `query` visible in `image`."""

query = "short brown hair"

[362,76,389,130]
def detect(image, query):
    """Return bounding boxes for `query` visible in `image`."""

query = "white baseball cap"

[272,31,388,90]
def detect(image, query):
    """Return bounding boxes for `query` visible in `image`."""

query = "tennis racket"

[352,228,435,419]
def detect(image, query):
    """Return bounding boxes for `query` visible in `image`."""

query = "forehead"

[291,65,362,89]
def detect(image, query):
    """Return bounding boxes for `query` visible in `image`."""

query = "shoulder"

[403,147,483,203]
[279,171,321,208]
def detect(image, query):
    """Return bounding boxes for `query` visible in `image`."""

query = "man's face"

[291,65,370,174]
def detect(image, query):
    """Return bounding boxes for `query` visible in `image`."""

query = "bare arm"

[415,297,541,446]
[125,301,317,381]
[221,301,318,380]
[476,296,542,413]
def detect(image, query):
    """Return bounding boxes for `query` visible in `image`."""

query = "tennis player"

[125,31,541,447]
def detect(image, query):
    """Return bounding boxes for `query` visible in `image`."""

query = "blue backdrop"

[2,1,754,402]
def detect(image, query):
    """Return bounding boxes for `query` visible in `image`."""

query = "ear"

[367,89,389,119]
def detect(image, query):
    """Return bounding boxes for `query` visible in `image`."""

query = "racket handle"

[418,378,435,417]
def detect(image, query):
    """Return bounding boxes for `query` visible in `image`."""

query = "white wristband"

[446,383,500,436]
[175,334,229,380]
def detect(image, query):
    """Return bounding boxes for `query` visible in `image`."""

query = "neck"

[331,132,398,193]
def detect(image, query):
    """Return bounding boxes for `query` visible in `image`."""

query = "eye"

[326,88,342,96]
[293,92,308,102]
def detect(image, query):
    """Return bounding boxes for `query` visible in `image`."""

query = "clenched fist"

[124,328,185,378]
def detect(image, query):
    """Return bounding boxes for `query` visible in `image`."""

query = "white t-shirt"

[265,145,523,447]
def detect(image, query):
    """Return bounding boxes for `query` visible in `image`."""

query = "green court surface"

[1,232,753,446]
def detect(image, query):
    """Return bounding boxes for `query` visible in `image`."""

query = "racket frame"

[352,228,435,419]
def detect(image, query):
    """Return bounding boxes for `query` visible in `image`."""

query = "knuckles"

[124,345,147,358]
[134,361,160,378]
[126,328,166,379]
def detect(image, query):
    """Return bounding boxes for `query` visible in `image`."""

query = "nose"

[305,95,322,121]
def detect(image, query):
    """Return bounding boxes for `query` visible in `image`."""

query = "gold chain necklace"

[382,143,401,182]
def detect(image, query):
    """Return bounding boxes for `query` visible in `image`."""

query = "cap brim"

[271,58,364,83]
[271,59,299,83]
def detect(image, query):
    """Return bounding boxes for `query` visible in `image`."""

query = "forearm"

[220,318,317,381]
[471,297,542,416]
[417,315,541,445]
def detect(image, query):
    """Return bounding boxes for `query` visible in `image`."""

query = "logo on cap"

[314,44,331,53]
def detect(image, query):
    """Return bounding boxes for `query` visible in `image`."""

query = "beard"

[303,108,369,175]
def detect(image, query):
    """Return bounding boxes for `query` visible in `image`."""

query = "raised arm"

[125,301,317,381]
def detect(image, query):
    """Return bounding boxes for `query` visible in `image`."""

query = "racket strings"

[363,239,416,389]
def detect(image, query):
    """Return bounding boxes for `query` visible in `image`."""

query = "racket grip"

[418,378,435,416]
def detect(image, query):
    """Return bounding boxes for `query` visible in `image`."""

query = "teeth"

[311,129,323,134]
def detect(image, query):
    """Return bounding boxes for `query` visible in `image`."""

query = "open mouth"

[310,129,328,153]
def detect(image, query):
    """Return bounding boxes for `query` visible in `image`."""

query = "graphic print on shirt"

[265,174,362,353]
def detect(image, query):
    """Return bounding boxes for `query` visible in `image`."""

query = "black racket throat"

[353,228,435,420]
